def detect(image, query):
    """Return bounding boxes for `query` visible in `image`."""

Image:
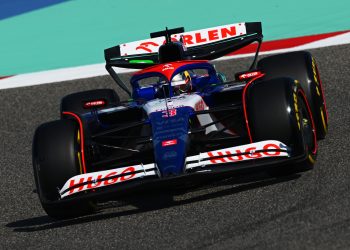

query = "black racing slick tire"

[258,51,328,140]
[61,88,120,114]
[32,119,96,219]
[245,77,317,174]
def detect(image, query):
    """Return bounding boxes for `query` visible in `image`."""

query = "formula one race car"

[32,22,328,218]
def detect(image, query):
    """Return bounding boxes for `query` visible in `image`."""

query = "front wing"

[59,140,289,199]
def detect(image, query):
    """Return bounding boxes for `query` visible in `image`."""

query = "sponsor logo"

[207,143,283,164]
[135,38,181,53]
[135,26,238,51]
[293,92,301,130]
[311,57,321,96]
[238,71,262,80]
[162,139,178,147]
[312,58,319,84]
[83,99,106,109]
[136,41,159,53]
[153,104,184,112]
[182,26,237,45]
[65,167,136,195]
[162,64,174,71]
[185,140,289,170]
[121,23,245,56]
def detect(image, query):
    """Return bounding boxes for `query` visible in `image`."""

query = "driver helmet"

[172,71,192,94]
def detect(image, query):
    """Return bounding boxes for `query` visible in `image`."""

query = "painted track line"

[220,30,350,61]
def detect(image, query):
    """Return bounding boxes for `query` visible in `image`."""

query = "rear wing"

[105,22,262,69]
[104,22,262,96]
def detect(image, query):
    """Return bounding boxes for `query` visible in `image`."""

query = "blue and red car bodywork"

[45,22,321,202]
[59,63,295,199]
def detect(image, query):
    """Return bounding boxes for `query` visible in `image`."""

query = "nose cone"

[149,107,191,177]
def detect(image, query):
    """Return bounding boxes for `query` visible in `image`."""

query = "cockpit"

[130,61,222,101]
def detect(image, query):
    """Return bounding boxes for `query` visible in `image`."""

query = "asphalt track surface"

[1,44,350,249]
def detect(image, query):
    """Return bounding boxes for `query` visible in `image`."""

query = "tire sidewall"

[33,120,80,202]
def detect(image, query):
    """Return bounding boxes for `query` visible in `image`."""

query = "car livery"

[33,22,328,219]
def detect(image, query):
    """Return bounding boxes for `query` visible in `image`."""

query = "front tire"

[246,77,317,174]
[33,119,96,219]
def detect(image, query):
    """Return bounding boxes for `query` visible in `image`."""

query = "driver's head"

[172,71,192,94]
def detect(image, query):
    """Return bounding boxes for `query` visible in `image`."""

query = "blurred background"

[0,0,349,75]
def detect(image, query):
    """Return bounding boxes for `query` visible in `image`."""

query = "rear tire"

[246,77,317,175]
[258,51,328,140]
[33,120,96,219]
[61,88,120,114]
